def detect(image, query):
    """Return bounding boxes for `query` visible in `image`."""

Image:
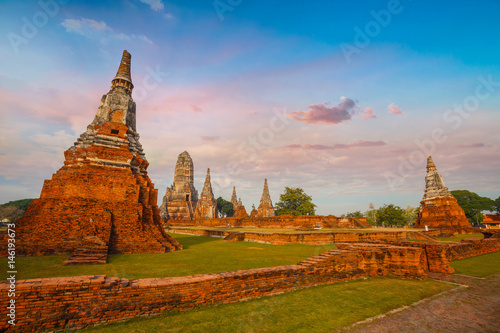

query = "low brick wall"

[167,215,370,229]
[448,238,500,260]
[0,244,426,332]
[358,237,500,273]
[168,227,411,245]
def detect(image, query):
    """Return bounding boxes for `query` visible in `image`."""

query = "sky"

[0,0,499,215]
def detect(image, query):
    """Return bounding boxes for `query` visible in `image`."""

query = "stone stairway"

[297,250,340,268]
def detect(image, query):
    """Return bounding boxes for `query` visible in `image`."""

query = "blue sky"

[0,0,499,214]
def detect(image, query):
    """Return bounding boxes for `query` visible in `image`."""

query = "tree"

[346,211,363,217]
[494,196,500,214]
[375,204,405,226]
[403,206,419,225]
[216,197,234,218]
[274,187,316,216]
[451,190,495,224]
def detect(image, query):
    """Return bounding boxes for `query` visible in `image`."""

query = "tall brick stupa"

[415,156,471,230]
[193,168,218,219]
[257,179,275,217]
[4,50,182,256]
[159,151,198,220]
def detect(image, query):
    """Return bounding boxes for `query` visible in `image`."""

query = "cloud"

[457,143,485,148]
[248,110,258,114]
[61,18,153,44]
[360,107,378,120]
[190,104,203,113]
[287,96,357,125]
[388,104,403,115]
[201,136,220,142]
[286,140,387,150]
[138,0,164,11]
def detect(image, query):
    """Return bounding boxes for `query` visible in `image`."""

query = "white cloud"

[61,18,153,45]
[139,0,164,11]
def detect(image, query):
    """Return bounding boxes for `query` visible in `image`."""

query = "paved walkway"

[338,273,500,333]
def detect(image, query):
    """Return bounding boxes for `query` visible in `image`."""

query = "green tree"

[274,187,316,216]
[375,204,406,226]
[494,196,500,214]
[216,197,234,218]
[403,206,419,225]
[346,211,363,217]
[451,190,495,224]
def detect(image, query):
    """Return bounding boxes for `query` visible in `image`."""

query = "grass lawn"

[0,233,338,280]
[451,251,500,277]
[170,226,418,234]
[82,277,452,333]
[438,233,484,242]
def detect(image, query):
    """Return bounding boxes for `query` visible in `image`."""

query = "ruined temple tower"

[233,197,249,218]
[4,50,182,256]
[415,156,470,230]
[159,151,198,220]
[230,186,238,209]
[194,168,218,219]
[257,179,275,217]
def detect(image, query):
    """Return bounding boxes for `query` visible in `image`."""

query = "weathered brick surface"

[168,227,410,245]
[448,238,500,260]
[168,214,369,229]
[0,245,427,332]
[0,50,181,256]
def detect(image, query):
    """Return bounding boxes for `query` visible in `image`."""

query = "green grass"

[0,233,337,280]
[81,277,452,333]
[451,251,500,277]
[438,233,484,242]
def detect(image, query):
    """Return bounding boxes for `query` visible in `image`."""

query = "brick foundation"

[1,244,426,332]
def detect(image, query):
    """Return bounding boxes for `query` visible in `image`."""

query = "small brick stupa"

[5,50,182,257]
[257,179,275,217]
[194,168,218,219]
[159,151,198,220]
[415,156,471,230]
[234,197,249,218]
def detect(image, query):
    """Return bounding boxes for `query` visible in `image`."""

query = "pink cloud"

[286,140,386,150]
[190,104,203,113]
[388,104,403,115]
[201,136,220,142]
[360,107,378,120]
[287,97,356,125]
[457,143,485,148]
[248,110,258,114]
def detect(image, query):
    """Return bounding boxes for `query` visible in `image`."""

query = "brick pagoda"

[257,179,275,217]
[415,156,471,230]
[159,151,198,220]
[194,168,218,219]
[5,50,182,257]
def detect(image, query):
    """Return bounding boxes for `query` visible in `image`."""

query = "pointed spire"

[112,50,134,93]
[231,186,237,208]
[202,168,213,194]
[426,156,436,171]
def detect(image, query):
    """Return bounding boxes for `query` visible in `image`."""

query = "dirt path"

[338,273,500,333]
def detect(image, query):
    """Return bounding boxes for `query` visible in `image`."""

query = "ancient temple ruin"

[230,186,238,209]
[194,168,218,219]
[257,179,275,217]
[415,156,471,230]
[234,197,249,218]
[159,151,198,220]
[3,50,182,257]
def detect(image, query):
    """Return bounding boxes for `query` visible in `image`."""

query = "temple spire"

[111,50,134,93]
[426,156,436,171]
[231,186,237,208]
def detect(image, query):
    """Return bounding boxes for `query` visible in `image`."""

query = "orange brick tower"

[5,50,182,256]
[257,179,275,217]
[230,186,238,209]
[415,156,471,230]
[194,168,218,219]
[159,151,198,220]
[233,197,249,218]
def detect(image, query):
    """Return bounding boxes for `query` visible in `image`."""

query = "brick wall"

[167,215,370,229]
[168,227,408,245]
[0,244,426,332]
